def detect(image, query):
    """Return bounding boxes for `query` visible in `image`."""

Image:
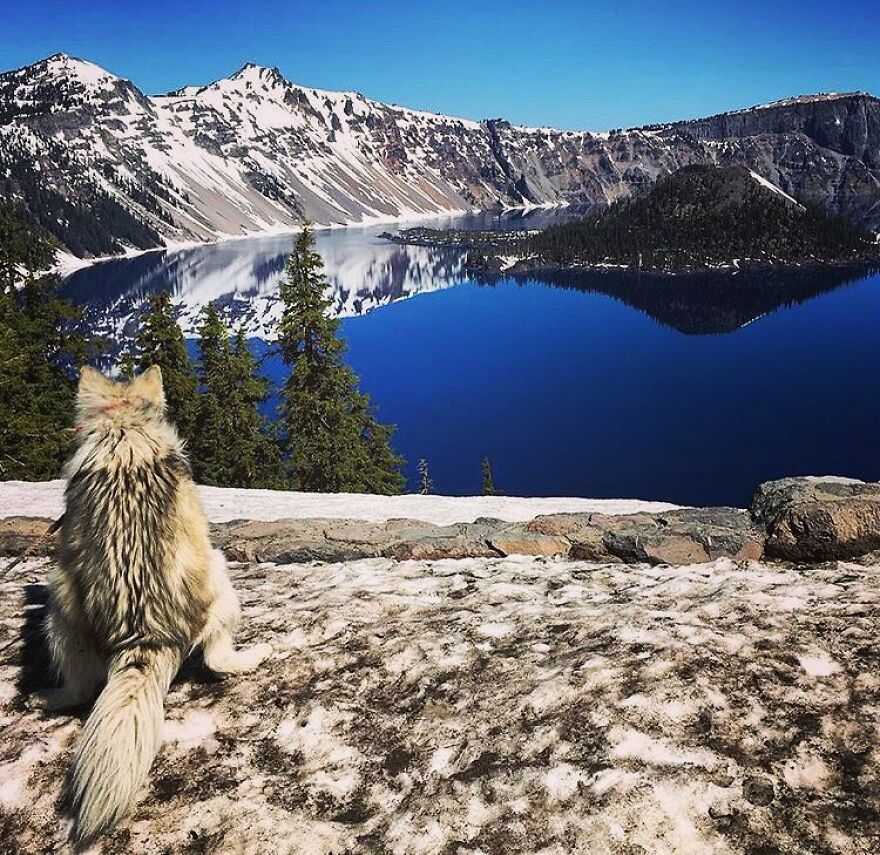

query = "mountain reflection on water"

[62,208,582,349]
[62,209,874,350]
[62,228,464,345]
[506,264,878,335]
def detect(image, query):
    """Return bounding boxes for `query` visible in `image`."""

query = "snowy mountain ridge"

[1,53,879,258]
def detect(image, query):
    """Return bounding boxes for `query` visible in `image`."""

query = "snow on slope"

[3,54,879,257]
[39,54,113,88]
[0,54,505,253]
[0,479,678,525]
[151,62,480,230]
[749,169,805,209]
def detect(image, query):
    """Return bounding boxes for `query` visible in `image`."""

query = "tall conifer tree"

[130,290,198,443]
[190,306,282,488]
[0,205,88,479]
[481,457,497,496]
[227,326,283,488]
[190,305,230,485]
[277,225,404,494]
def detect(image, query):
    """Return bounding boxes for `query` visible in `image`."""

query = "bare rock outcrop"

[752,476,880,561]
[8,476,880,567]
[210,509,766,565]
[0,518,58,558]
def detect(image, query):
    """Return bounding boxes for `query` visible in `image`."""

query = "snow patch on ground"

[0,479,680,525]
[798,652,842,677]
[162,710,217,748]
[1,554,877,852]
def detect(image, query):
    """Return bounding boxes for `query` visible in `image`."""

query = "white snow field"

[0,479,678,526]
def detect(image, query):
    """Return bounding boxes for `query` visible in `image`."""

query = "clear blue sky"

[2,0,878,130]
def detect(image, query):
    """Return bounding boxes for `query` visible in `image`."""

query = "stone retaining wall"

[3,477,879,566]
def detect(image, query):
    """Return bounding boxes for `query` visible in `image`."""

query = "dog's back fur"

[46,366,270,846]
[60,367,214,653]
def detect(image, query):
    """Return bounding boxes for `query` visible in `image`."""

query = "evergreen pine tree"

[417,458,433,495]
[277,225,404,494]
[117,348,136,380]
[350,392,406,495]
[130,290,198,442]
[481,456,497,496]
[190,307,283,488]
[227,326,283,489]
[0,204,88,480]
[190,305,231,485]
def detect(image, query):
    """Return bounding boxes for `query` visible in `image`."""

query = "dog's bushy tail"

[68,646,182,846]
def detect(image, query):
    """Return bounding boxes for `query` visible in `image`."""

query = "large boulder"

[751,477,880,561]
[212,518,390,564]
[598,508,765,565]
[212,518,510,564]
[383,519,505,561]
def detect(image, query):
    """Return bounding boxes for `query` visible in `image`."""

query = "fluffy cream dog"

[44,365,270,845]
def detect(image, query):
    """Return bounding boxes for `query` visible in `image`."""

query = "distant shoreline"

[467,255,880,278]
[54,201,570,279]
[54,208,473,278]
[380,225,880,277]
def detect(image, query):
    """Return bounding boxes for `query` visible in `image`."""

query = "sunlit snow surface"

[748,170,805,209]
[0,479,677,525]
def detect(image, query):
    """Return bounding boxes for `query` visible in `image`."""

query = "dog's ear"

[131,365,165,407]
[78,366,113,398]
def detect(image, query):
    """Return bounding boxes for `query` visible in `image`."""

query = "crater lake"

[60,210,880,506]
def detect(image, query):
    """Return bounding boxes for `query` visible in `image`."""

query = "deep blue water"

[62,215,880,506]
[295,270,880,505]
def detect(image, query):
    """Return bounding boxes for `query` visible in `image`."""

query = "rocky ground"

[1,477,879,853]
[1,553,878,854]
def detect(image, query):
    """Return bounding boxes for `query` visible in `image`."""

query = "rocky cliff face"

[1,54,878,258]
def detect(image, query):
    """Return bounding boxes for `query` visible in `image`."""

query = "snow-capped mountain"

[1,53,879,259]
